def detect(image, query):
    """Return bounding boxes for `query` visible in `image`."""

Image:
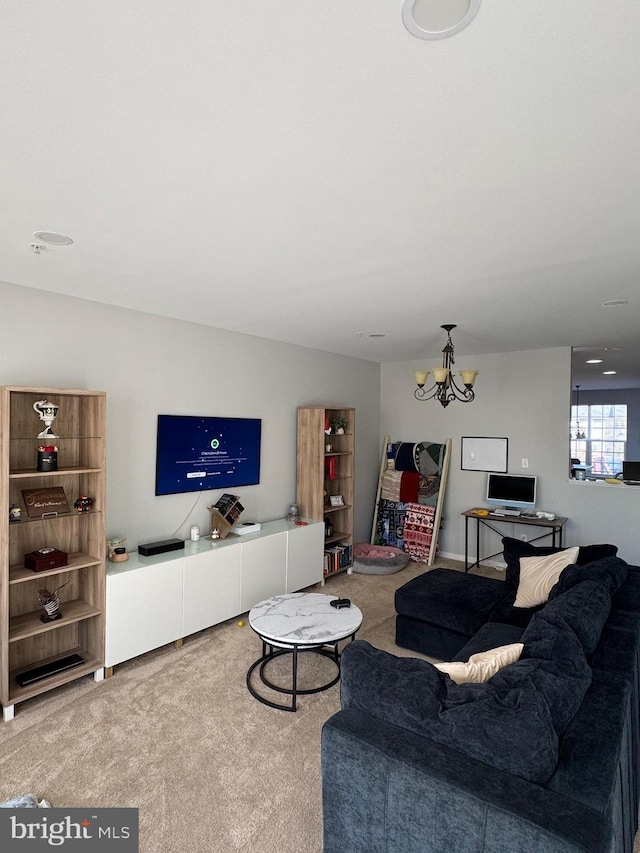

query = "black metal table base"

[463,512,567,572]
[246,637,353,712]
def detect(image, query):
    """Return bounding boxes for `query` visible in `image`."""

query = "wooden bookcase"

[296,406,354,578]
[0,386,106,720]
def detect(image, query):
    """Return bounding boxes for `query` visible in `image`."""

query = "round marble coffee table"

[246,592,363,712]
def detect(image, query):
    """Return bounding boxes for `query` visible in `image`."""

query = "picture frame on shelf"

[329,495,344,507]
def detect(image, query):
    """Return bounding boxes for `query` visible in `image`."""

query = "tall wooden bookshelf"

[296,406,354,578]
[0,386,106,721]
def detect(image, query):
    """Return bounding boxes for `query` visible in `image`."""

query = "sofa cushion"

[394,568,507,636]
[498,609,592,734]
[435,643,524,684]
[455,621,525,660]
[612,564,640,611]
[395,614,470,660]
[488,589,543,628]
[437,680,559,783]
[340,640,558,784]
[490,657,590,736]
[341,640,446,723]
[549,556,628,599]
[547,670,634,817]
[513,548,580,607]
[502,538,618,589]
[592,613,640,676]
[542,580,612,656]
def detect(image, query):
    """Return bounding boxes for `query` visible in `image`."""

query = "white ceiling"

[2,1,639,386]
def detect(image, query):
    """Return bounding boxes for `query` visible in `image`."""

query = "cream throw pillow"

[434,643,524,684]
[513,547,580,608]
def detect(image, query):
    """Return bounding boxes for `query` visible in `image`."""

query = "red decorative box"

[24,548,69,572]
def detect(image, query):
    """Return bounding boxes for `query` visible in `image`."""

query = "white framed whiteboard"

[461,437,508,473]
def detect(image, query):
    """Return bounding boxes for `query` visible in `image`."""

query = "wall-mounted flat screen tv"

[155,415,261,496]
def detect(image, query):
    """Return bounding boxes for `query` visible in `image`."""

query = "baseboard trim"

[437,550,506,571]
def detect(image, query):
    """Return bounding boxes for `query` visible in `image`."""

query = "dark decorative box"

[37,449,58,472]
[137,539,185,557]
[24,548,69,572]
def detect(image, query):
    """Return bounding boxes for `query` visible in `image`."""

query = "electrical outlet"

[520,534,528,542]
[522,458,529,468]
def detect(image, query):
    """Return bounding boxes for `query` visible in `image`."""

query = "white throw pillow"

[513,547,580,608]
[434,643,524,684]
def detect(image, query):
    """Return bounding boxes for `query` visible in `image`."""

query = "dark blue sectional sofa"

[321,541,640,853]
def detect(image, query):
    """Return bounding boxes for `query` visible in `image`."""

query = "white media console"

[105,519,324,673]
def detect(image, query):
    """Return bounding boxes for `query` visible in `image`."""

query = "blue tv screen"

[155,415,262,496]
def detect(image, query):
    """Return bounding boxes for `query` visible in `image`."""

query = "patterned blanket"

[375,499,408,549]
[376,499,436,562]
[402,502,436,562]
[390,441,445,507]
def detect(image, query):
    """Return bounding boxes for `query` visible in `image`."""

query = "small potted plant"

[331,416,347,435]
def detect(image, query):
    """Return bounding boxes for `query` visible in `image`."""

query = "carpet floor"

[0,559,638,852]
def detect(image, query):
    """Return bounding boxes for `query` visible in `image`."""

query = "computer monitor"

[486,473,537,512]
[622,461,640,484]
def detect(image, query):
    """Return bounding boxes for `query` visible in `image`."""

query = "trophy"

[33,399,59,439]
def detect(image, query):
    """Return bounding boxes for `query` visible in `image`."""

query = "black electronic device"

[622,461,640,485]
[330,598,351,609]
[486,473,537,513]
[16,653,85,687]
[138,538,185,557]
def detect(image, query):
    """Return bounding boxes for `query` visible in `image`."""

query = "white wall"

[7,279,635,566]
[0,281,381,549]
[381,347,640,564]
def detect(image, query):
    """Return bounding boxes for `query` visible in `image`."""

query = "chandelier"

[414,325,478,407]
[573,385,586,439]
